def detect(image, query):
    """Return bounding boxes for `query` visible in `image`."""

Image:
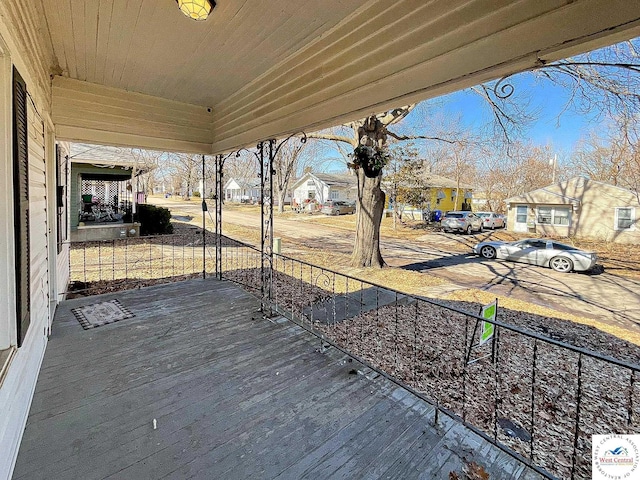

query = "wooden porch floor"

[14,279,544,480]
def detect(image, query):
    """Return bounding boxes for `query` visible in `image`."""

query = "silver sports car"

[472,238,597,273]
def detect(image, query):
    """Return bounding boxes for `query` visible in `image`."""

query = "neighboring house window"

[615,207,635,230]
[330,190,339,200]
[307,191,315,200]
[537,206,570,226]
[537,207,552,224]
[554,208,570,226]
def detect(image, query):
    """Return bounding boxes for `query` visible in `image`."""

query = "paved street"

[150,197,640,335]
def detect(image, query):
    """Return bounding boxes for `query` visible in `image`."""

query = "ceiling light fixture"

[176,0,215,21]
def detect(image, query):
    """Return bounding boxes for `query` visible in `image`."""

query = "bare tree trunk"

[277,189,287,213]
[308,109,417,268]
[351,168,385,267]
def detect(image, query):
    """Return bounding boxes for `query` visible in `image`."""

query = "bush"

[136,204,174,235]
[193,191,201,198]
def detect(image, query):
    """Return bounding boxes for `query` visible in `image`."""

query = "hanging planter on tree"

[351,145,390,178]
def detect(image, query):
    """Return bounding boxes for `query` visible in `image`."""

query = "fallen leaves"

[269,280,640,480]
[465,462,491,480]
[450,461,491,480]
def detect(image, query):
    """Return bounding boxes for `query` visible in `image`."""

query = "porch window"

[615,207,635,230]
[330,190,339,200]
[515,206,527,223]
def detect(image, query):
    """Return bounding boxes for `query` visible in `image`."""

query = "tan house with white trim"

[505,176,640,243]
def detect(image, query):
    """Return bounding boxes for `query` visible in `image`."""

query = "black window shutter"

[13,67,30,347]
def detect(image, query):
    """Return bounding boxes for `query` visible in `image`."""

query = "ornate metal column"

[258,141,274,316]
[201,154,207,279]
[215,154,224,280]
[258,134,306,316]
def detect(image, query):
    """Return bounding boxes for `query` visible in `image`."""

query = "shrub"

[136,204,174,235]
[193,191,201,198]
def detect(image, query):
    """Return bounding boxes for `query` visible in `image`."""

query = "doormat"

[71,299,135,330]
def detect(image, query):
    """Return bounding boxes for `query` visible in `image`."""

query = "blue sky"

[317,37,639,173]
[318,72,601,173]
[438,75,597,153]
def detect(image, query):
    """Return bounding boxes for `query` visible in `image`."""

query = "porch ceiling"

[44,0,369,108]
[39,0,640,153]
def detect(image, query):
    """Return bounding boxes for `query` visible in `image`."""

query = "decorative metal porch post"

[215,154,224,280]
[259,141,275,316]
[201,154,206,279]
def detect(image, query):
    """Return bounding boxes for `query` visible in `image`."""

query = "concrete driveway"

[150,198,640,335]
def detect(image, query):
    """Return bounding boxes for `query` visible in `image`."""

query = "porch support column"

[131,165,137,215]
[215,154,224,280]
[259,141,274,316]
[201,154,206,279]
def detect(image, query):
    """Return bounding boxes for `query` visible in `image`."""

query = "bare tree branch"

[378,105,415,127]
[387,131,456,143]
[306,132,357,146]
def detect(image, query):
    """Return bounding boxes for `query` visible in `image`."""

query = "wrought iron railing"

[215,235,639,480]
[69,231,639,479]
[67,229,213,295]
[217,235,262,292]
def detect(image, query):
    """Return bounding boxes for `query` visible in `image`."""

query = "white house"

[0,1,636,478]
[291,172,357,206]
[224,177,261,203]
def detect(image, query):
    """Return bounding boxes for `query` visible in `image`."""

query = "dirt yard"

[105,197,640,347]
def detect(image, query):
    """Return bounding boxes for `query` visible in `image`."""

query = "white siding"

[55,142,70,304]
[0,6,55,478]
[0,332,46,480]
[328,187,356,202]
[0,83,51,480]
[56,245,69,302]
[28,101,49,326]
[319,184,330,204]
[293,180,323,205]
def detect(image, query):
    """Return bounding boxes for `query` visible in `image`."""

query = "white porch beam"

[52,77,214,154]
[211,0,640,153]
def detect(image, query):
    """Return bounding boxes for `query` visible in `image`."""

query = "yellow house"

[426,177,474,212]
[393,173,473,215]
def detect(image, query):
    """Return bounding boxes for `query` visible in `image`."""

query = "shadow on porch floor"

[13,278,544,479]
